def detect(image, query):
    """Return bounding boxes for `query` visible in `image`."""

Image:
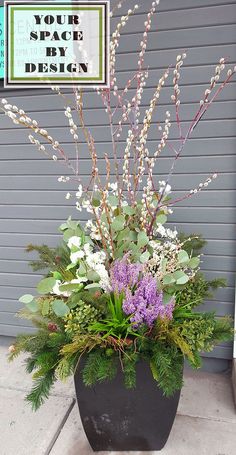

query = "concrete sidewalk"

[0,337,236,455]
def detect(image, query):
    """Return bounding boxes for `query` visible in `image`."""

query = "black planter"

[74,360,182,452]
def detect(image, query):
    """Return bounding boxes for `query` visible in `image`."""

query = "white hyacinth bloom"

[94,264,110,291]
[86,251,106,269]
[70,250,85,264]
[83,243,93,255]
[68,236,82,249]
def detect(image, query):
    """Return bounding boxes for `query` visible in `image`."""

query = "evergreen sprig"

[82,350,117,386]
[26,370,56,411]
[123,353,138,388]
[149,344,184,396]
[26,242,75,281]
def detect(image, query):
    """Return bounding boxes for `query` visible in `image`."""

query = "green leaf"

[114,242,126,259]
[53,271,62,281]
[26,300,39,313]
[178,250,190,264]
[122,205,136,216]
[137,231,149,248]
[163,292,174,305]
[140,251,150,263]
[156,214,167,225]
[66,263,76,271]
[188,257,200,269]
[19,294,34,304]
[69,219,83,232]
[108,195,119,207]
[173,270,189,285]
[52,300,70,317]
[63,229,75,242]
[37,277,56,295]
[163,274,176,285]
[59,283,84,292]
[41,300,50,316]
[128,231,138,241]
[116,227,129,242]
[129,242,140,255]
[87,270,100,282]
[111,215,126,232]
[84,283,101,290]
[92,198,100,207]
[59,222,68,231]
[78,262,87,275]
[161,258,168,272]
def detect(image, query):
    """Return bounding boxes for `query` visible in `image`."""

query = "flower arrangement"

[3,0,235,411]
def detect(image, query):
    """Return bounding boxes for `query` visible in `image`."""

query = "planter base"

[74,361,181,452]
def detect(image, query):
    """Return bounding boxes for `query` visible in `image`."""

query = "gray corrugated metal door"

[0,0,235,366]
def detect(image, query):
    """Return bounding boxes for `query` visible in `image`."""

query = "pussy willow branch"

[111,0,129,16]
[0,105,76,175]
[103,89,121,199]
[162,68,234,199]
[146,68,235,236]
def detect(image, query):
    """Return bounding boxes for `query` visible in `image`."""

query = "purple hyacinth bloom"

[110,255,143,294]
[122,274,174,328]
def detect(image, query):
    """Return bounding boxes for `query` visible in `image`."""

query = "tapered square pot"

[74,360,182,451]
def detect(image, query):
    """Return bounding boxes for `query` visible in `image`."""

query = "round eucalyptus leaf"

[52,300,70,317]
[111,215,126,231]
[19,294,34,304]
[37,277,56,295]
[26,300,39,313]
[178,250,190,264]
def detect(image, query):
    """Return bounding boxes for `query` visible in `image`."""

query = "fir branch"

[26,242,74,281]
[123,353,138,388]
[26,370,56,411]
[150,344,184,396]
[24,355,38,374]
[211,317,234,344]
[178,233,207,256]
[8,334,35,361]
[82,350,117,386]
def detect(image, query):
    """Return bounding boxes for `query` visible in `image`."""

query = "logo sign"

[4,1,110,87]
